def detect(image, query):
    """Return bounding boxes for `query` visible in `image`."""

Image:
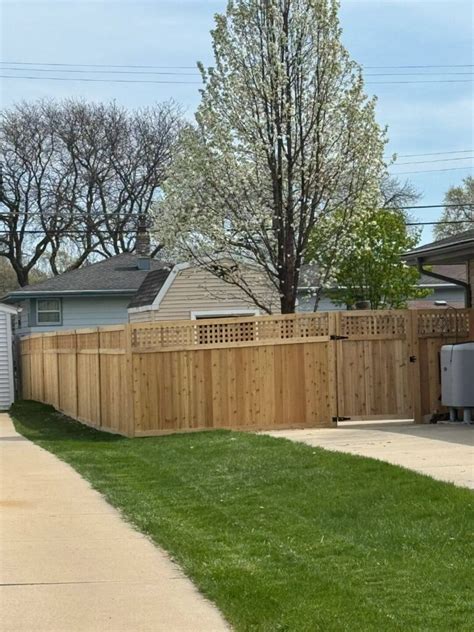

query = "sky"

[1,0,473,244]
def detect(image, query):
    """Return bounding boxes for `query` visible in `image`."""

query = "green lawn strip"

[10,401,473,632]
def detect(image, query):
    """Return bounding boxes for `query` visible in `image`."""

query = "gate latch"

[332,416,351,422]
[330,335,349,341]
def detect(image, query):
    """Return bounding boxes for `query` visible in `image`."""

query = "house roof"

[5,253,170,300]
[128,268,172,308]
[418,264,466,286]
[298,263,466,289]
[403,229,474,265]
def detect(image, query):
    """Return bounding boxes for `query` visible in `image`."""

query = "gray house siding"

[15,296,131,336]
[296,291,341,312]
[296,285,465,312]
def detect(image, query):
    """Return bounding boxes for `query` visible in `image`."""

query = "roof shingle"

[7,253,169,295]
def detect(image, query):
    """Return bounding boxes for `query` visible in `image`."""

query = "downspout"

[417,258,472,308]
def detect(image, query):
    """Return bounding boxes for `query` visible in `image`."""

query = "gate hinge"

[330,334,349,341]
[409,355,417,363]
[332,416,351,422]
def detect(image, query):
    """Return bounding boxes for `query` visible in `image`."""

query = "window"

[36,299,61,325]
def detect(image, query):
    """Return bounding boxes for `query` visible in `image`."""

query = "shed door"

[0,311,15,409]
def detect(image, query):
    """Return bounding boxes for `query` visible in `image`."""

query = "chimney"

[136,217,151,271]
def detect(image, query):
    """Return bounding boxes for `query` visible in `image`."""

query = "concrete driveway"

[266,421,474,489]
[0,413,228,632]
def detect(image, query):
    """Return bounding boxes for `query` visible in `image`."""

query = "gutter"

[5,289,138,300]
[416,258,472,308]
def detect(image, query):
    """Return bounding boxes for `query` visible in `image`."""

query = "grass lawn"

[10,401,473,632]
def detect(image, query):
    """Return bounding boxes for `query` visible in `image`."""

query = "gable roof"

[128,268,172,308]
[403,229,474,265]
[5,253,170,300]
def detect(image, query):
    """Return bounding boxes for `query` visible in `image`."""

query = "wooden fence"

[19,309,474,437]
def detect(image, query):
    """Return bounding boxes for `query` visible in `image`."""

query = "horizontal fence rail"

[19,309,474,436]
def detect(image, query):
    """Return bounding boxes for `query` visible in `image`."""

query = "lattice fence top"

[341,312,407,337]
[131,313,330,350]
[417,310,470,337]
[19,309,473,352]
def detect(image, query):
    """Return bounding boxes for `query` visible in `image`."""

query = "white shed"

[0,303,17,410]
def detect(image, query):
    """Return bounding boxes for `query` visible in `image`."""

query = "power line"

[1,66,200,77]
[0,61,198,70]
[0,75,202,85]
[2,74,473,87]
[3,204,473,221]
[3,65,474,78]
[2,61,474,70]
[407,220,474,226]
[366,79,473,84]
[365,72,474,76]
[391,149,473,158]
[390,166,474,175]
[398,204,474,210]
[363,64,474,69]
[2,220,474,235]
[394,156,474,166]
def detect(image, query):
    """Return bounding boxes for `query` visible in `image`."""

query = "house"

[3,253,168,335]
[128,261,276,322]
[403,229,474,307]
[5,246,467,334]
[4,254,277,334]
[0,303,17,409]
[296,264,466,311]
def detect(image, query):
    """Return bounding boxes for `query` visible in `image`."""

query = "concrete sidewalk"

[265,421,474,489]
[0,414,228,632]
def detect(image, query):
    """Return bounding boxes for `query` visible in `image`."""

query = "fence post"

[327,312,340,425]
[469,308,474,339]
[55,333,60,411]
[408,310,422,424]
[124,324,136,437]
[74,330,79,419]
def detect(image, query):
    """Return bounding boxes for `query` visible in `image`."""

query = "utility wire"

[3,65,474,78]
[390,166,474,175]
[363,64,474,69]
[0,61,198,69]
[2,61,474,69]
[394,156,473,166]
[2,204,473,221]
[0,75,202,85]
[1,74,474,86]
[0,66,201,77]
[406,220,474,226]
[391,149,473,158]
[365,79,473,84]
[3,220,474,235]
[365,72,474,76]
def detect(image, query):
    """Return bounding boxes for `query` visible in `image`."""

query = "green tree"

[434,176,474,239]
[307,208,429,309]
[158,0,387,313]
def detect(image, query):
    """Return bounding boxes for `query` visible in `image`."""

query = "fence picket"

[19,309,473,436]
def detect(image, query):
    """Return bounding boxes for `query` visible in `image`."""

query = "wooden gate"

[333,311,414,421]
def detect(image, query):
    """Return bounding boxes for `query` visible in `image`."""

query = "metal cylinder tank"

[440,342,474,407]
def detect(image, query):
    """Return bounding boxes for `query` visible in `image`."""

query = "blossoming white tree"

[158,0,387,313]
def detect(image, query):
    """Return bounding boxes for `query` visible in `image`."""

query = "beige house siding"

[129,265,279,323]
